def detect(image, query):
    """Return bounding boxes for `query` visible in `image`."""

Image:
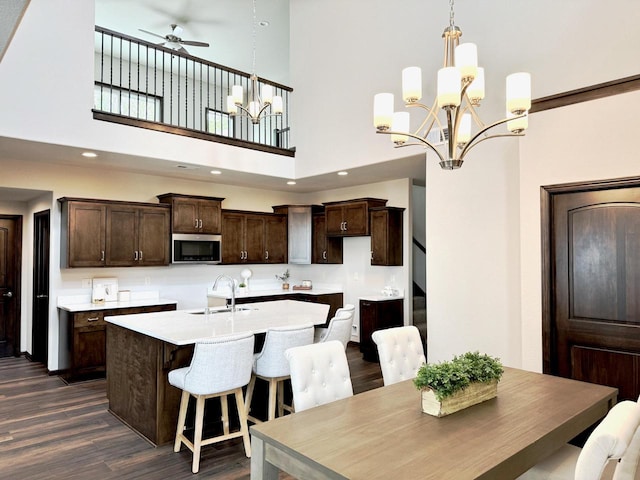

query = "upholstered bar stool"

[168,332,255,474]
[285,340,353,412]
[245,324,314,423]
[371,325,426,386]
[313,308,354,349]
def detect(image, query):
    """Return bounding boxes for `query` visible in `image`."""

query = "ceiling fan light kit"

[138,23,210,55]
[373,0,531,170]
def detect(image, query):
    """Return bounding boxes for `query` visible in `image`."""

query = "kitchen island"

[105,300,330,446]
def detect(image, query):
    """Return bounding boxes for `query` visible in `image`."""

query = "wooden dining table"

[250,367,617,480]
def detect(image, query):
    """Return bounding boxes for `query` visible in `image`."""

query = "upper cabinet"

[312,213,343,264]
[323,198,387,237]
[221,210,287,264]
[370,207,404,266]
[157,193,224,234]
[60,198,170,268]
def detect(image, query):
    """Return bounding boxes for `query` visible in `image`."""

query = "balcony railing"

[93,26,294,157]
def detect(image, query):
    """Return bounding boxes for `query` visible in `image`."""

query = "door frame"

[0,214,22,357]
[540,175,640,374]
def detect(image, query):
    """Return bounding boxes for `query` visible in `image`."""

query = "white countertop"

[358,295,404,302]
[208,286,342,300]
[57,297,178,312]
[104,299,330,345]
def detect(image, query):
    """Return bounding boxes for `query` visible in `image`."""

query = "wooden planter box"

[421,380,498,417]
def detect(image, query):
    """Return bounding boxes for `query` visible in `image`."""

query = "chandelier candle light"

[227,0,283,124]
[373,0,531,170]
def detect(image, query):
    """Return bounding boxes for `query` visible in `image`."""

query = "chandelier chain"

[251,0,257,74]
[449,0,455,27]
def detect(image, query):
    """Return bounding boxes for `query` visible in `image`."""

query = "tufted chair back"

[314,309,354,349]
[253,324,314,378]
[168,332,255,396]
[285,340,353,412]
[371,325,426,386]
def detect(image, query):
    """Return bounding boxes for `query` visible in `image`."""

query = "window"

[94,83,162,122]
[206,108,234,138]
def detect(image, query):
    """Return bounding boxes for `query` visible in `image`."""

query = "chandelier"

[226,0,283,124]
[373,0,531,170]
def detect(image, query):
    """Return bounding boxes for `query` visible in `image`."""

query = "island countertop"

[104,299,330,345]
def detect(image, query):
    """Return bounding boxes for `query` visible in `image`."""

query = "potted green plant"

[413,351,504,417]
[238,282,247,294]
[276,269,290,290]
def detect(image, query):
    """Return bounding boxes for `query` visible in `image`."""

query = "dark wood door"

[264,215,287,264]
[0,216,21,357]
[199,200,221,234]
[546,181,640,401]
[67,201,106,267]
[313,213,344,264]
[32,210,49,364]
[138,206,170,266]
[325,206,345,236]
[343,202,368,235]
[222,212,245,263]
[171,197,199,233]
[106,204,138,266]
[245,214,265,263]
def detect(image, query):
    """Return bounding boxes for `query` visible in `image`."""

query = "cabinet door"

[171,198,199,233]
[312,214,328,263]
[198,200,221,234]
[325,205,345,236]
[106,205,138,266]
[245,214,265,263]
[343,202,369,236]
[72,311,106,374]
[222,212,245,263]
[370,209,389,265]
[138,206,170,266]
[264,215,287,264]
[67,202,106,267]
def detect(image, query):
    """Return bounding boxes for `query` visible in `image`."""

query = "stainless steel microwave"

[172,233,222,264]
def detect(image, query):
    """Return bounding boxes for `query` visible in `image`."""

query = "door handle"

[36,294,48,298]
[199,219,203,229]
[323,251,327,260]
[101,250,105,261]
[265,250,269,260]
[2,291,13,298]
[134,250,139,261]
[139,250,143,260]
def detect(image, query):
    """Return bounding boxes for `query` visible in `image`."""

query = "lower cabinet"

[62,303,177,381]
[359,297,404,362]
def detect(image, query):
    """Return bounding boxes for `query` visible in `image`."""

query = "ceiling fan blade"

[180,40,210,47]
[138,29,168,41]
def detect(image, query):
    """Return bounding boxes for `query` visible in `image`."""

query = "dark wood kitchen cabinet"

[359,297,403,362]
[60,198,170,268]
[370,206,404,266]
[157,193,224,234]
[222,210,287,264]
[106,204,171,266]
[323,198,387,237]
[61,302,177,381]
[312,213,343,264]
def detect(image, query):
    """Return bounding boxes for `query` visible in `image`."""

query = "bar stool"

[168,332,255,474]
[245,324,314,423]
[313,309,354,349]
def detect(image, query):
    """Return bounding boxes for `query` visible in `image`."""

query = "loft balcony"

[93,26,294,157]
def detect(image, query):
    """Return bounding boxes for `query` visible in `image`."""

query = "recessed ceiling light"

[337,171,348,176]
[287,181,296,185]
[210,170,222,175]
[258,20,270,27]
[81,152,97,158]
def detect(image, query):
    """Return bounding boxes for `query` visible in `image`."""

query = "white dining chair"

[516,397,640,480]
[313,308,354,349]
[371,325,426,385]
[245,324,314,423]
[168,332,255,474]
[285,340,353,412]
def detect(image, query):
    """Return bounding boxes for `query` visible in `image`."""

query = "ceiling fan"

[138,24,210,54]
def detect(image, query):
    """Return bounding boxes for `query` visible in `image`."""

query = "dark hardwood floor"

[0,343,383,479]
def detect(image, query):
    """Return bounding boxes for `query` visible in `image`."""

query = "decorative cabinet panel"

[359,297,404,362]
[370,207,404,266]
[62,303,177,381]
[60,198,170,268]
[312,213,343,264]
[221,210,287,264]
[157,193,224,234]
[323,198,388,237]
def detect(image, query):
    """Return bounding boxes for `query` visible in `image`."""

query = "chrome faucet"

[213,274,237,312]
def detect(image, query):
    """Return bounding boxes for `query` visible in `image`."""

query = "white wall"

[519,90,640,371]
